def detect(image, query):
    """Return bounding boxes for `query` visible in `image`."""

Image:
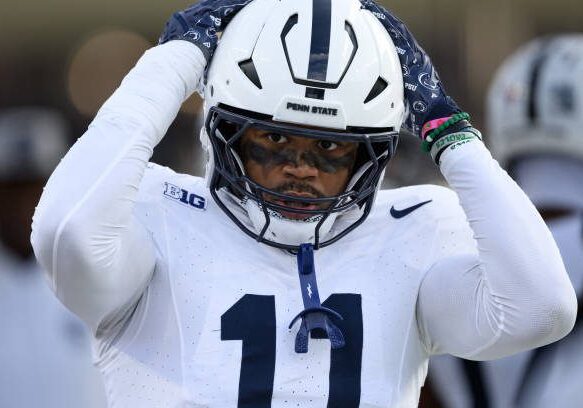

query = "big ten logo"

[164,182,206,210]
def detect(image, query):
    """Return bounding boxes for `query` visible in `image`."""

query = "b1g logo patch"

[163,182,206,210]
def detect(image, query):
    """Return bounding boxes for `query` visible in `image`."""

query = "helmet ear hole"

[216,119,239,142]
[353,144,370,174]
[348,140,392,193]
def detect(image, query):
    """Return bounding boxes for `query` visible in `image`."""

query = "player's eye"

[317,140,339,151]
[266,133,288,144]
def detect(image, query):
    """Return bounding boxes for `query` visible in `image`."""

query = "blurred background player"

[0,107,107,407]
[428,34,583,408]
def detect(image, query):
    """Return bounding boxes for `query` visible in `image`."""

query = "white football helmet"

[201,0,405,249]
[487,34,583,210]
[487,34,583,167]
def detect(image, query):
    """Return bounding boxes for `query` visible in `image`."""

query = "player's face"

[240,127,359,220]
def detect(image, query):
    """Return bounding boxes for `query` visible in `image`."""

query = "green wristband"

[430,129,482,164]
[421,112,471,153]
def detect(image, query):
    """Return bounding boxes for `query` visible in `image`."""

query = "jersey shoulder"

[368,184,476,260]
[133,163,214,235]
[374,184,466,223]
[136,162,208,206]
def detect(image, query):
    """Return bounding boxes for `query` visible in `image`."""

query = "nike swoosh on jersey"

[390,200,432,219]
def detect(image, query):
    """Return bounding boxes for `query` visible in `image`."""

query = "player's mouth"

[270,192,327,220]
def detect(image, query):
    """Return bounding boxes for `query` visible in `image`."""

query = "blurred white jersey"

[429,213,583,408]
[94,164,475,408]
[0,246,107,408]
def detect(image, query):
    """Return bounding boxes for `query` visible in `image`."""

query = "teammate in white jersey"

[31,1,577,407]
[0,108,107,408]
[429,34,583,408]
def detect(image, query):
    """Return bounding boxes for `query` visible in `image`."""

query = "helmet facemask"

[205,104,397,250]
[201,0,405,249]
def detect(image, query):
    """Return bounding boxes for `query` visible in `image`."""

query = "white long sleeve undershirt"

[32,41,204,334]
[419,142,576,359]
[31,41,576,356]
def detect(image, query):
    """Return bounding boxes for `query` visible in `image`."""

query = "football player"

[31,1,577,407]
[429,34,583,408]
[0,108,107,408]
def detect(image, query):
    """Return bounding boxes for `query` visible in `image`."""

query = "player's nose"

[282,152,318,179]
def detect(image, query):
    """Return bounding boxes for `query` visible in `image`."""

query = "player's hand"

[159,0,254,62]
[360,0,462,139]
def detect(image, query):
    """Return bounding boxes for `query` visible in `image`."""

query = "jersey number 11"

[221,294,363,407]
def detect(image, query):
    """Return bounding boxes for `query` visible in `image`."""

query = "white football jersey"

[429,213,583,408]
[94,164,475,408]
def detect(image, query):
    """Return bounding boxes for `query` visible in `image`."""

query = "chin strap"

[288,243,345,353]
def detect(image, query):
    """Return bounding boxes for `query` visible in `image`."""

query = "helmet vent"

[280,15,357,90]
[364,77,388,103]
[238,59,263,89]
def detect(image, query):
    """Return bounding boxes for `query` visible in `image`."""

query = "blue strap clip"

[288,244,345,353]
